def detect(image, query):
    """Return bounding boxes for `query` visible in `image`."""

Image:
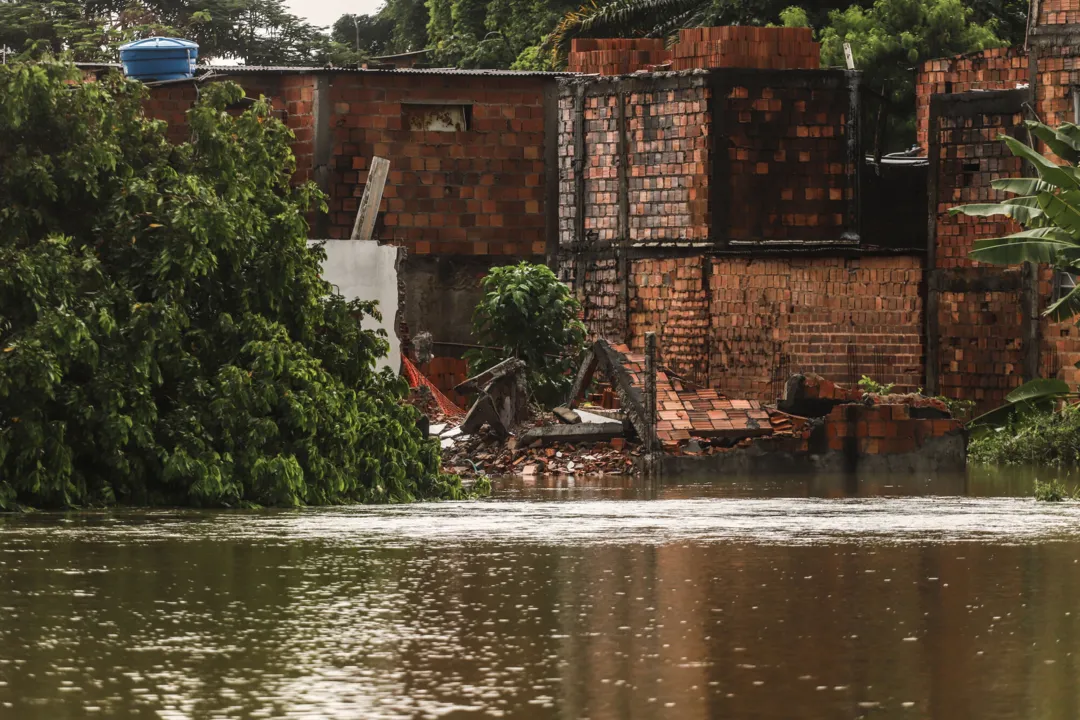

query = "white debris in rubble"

[441,427,462,439]
[429,423,447,436]
[577,409,617,424]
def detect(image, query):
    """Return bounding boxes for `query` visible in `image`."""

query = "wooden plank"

[350,156,390,241]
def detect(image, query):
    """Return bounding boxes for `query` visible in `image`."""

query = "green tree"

[466,262,587,409]
[0,0,329,65]
[0,58,464,508]
[819,0,1004,149]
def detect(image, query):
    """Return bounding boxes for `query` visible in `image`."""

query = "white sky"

[285,0,384,29]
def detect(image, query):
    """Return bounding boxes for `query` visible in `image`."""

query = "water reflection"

[1,473,1080,719]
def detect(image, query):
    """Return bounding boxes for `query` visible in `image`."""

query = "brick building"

[557,32,933,406]
[912,3,1080,410]
[131,65,564,389]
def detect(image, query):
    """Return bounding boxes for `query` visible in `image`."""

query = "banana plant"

[952,122,1080,432]
[967,378,1078,434]
[951,120,1080,322]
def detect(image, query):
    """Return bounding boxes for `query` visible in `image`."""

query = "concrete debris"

[553,406,582,425]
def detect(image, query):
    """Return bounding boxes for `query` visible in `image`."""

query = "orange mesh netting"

[402,357,465,418]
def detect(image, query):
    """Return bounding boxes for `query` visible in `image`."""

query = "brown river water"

[2,468,1080,719]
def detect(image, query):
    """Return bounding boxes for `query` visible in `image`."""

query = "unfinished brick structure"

[135,66,564,398]
[915,4,1080,410]
[556,61,932,404]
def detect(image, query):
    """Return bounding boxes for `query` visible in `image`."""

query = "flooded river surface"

[3,470,1080,719]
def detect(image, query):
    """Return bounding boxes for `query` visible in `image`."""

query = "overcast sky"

[285,0,384,29]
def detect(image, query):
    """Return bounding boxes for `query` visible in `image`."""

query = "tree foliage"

[466,262,586,408]
[819,0,1004,148]
[0,59,465,509]
[0,0,329,65]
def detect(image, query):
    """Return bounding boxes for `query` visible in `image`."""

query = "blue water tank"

[119,37,199,82]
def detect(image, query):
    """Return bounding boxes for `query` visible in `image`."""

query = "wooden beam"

[350,156,390,241]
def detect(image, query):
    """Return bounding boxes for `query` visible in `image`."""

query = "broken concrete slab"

[454,358,526,395]
[460,394,508,438]
[519,422,626,447]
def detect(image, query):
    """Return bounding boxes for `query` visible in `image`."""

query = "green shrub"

[1033,479,1077,502]
[969,404,1080,467]
[858,376,895,395]
[0,59,465,508]
[467,262,586,408]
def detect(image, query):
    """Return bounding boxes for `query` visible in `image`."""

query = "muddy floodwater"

[3,469,1080,719]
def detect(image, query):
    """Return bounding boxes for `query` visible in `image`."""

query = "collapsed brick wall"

[710,256,925,401]
[720,81,853,244]
[328,74,548,256]
[573,254,925,403]
[915,48,1028,151]
[628,257,711,385]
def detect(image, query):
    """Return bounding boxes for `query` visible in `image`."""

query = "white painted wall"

[310,240,401,373]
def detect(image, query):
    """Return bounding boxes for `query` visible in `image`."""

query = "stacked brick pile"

[671,27,819,71]
[915,47,1028,151]
[567,38,671,75]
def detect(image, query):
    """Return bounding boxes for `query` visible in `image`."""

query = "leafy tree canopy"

[0,0,329,65]
[819,0,1005,148]
[0,58,465,508]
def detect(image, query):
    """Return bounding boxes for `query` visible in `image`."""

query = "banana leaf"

[951,196,1045,225]
[1026,121,1080,165]
[992,178,1055,195]
[968,378,1075,435]
[1002,136,1080,190]
[968,228,1080,265]
[1038,189,1080,236]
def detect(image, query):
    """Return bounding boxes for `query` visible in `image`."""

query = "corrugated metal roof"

[74,61,568,77]
[203,65,569,77]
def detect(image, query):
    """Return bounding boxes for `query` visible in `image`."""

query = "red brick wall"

[937,275,1025,410]
[144,85,200,144]
[628,257,711,385]
[722,82,852,244]
[915,48,1028,151]
[584,93,622,247]
[1037,0,1080,26]
[576,254,925,403]
[627,80,711,244]
[932,107,1025,269]
[709,256,925,401]
[328,74,548,257]
[557,75,712,248]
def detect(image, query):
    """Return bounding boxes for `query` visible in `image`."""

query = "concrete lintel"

[519,422,626,447]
